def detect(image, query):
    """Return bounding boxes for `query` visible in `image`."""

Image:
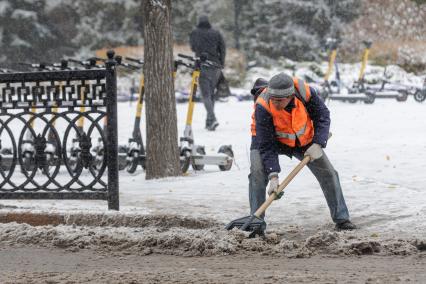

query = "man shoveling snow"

[227,73,356,237]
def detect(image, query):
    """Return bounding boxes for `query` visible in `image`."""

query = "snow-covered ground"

[1,93,425,240]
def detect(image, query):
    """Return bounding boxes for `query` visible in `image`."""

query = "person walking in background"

[189,15,226,131]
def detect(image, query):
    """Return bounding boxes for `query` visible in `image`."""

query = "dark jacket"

[252,87,330,175]
[189,16,226,66]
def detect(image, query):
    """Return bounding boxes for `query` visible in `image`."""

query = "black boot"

[335,220,357,231]
[207,120,219,131]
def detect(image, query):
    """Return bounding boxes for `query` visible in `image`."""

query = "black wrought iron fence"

[0,51,119,210]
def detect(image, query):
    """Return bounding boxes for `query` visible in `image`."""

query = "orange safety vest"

[251,78,314,147]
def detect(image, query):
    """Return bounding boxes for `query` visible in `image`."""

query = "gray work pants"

[248,149,350,224]
[199,66,221,126]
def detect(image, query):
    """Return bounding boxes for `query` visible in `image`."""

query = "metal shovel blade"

[224,155,315,239]
[225,215,266,236]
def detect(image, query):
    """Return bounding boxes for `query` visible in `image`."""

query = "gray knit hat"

[267,73,294,98]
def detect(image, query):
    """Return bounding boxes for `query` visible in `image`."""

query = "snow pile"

[0,213,424,257]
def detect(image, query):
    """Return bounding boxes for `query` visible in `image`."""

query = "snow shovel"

[225,155,311,237]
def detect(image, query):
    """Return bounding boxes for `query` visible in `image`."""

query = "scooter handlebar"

[175,60,193,69]
[67,58,86,65]
[363,40,373,48]
[67,58,104,68]
[18,62,48,69]
[92,57,106,62]
[19,62,65,71]
[124,57,144,65]
[323,37,342,51]
[177,54,223,69]
[177,53,195,61]
[114,56,141,70]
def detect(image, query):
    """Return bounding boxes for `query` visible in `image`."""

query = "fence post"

[105,50,119,210]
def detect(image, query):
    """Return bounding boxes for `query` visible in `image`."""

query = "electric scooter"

[119,56,146,173]
[66,57,103,173]
[122,57,186,173]
[414,78,426,103]
[345,41,412,103]
[85,55,141,172]
[326,40,375,104]
[17,62,56,173]
[361,61,426,103]
[320,37,340,99]
[177,53,233,173]
[0,69,14,170]
[361,67,410,102]
[45,60,73,172]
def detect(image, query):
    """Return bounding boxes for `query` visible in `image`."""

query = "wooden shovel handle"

[253,133,332,218]
[254,155,311,218]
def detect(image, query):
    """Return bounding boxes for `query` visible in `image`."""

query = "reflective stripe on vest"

[275,123,307,141]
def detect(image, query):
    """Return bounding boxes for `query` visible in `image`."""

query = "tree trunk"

[233,0,242,50]
[143,0,180,179]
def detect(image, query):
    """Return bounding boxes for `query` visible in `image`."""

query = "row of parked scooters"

[122,53,233,174]
[317,39,426,104]
[0,53,234,177]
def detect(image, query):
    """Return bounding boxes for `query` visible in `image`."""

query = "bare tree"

[233,0,243,50]
[143,0,180,179]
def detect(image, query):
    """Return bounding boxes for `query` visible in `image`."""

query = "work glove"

[304,143,323,162]
[267,173,283,200]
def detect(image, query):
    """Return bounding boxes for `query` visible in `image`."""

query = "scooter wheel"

[364,92,375,104]
[21,154,34,173]
[118,157,128,171]
[191,146,205,171]
[42,152,57,175]
[180,149,191,174]
[92,155,104,173]
[414,90,426,102]
[46,152,59,167]
[68,156,82,174]
[218,146,234,171]
[126,151,139,174]
[140,155,146,170]
[396,92,408,102]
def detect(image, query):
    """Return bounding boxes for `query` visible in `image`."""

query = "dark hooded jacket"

[252,87,330,175]
[189,16,226,66]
